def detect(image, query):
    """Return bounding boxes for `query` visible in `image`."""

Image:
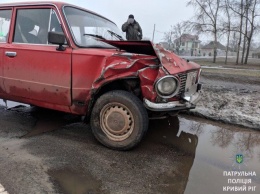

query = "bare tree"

[228,0,260,64]
[226,0,246,64]
[241,0,250,64]
[229,31,239,52]
[163,21,189,53]
[172,22,189,54]
[244,0,260,64]
[163,30,173,49]
[187,0,221,63]
[222,0,232,64]
[236,0,244,64]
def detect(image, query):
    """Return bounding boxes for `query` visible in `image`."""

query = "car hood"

[102,40,200,74]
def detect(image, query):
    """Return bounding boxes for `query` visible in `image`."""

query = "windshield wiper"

[107,30,123,40]
[83,33,106,40]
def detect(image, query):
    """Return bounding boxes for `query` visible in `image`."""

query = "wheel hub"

[100,103,134,141]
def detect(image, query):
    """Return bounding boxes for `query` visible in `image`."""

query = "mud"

[189,75,260,130]
[0,105,259,194]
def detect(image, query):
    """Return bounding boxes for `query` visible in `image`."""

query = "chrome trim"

[5,51,16,57]
[177,72,187,96]
[155,75,180,98]
[144,99,184,109]
[11,42,69,48]
[183,92,201,104]
[144,91,201,111]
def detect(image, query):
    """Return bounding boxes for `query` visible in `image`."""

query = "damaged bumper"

[144,90,201,112]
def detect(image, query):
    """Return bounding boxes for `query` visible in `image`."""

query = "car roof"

[0,1,115,25]
[0,1,67,7]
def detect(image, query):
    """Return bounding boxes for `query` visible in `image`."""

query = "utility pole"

[152,24,155,42]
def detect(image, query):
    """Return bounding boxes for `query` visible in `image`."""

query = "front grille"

[177,73,187,97]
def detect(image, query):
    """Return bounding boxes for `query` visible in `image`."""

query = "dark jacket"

[122,20,142,41]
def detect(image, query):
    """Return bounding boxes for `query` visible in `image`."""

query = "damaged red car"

[0,1,202,150]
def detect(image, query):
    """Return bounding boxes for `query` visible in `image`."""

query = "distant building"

[173,34,201,56]
[158,42,174,51]
[252,46,260,58]
[201,41,228,56]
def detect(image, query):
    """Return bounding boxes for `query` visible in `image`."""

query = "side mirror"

[48,31,66,51]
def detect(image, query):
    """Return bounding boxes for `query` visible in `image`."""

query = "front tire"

[90,90,148,150]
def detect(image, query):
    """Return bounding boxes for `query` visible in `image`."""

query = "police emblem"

[236,154,243,164]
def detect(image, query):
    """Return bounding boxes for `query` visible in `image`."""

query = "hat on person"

[128,14,134,19]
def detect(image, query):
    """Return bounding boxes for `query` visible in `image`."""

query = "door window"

[0,10,11,43]
[13,8,63,44]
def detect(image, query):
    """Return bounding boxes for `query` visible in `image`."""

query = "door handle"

[5,51,17,57]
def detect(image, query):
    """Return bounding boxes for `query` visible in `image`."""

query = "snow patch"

[0,184,8,194]
[190,85,260,130]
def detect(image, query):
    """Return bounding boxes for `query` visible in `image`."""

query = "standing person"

[122,14,142,41]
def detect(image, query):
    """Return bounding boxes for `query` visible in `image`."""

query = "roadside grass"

[192,57,260,70]
[191,57,260,78]
[201,68,260,77]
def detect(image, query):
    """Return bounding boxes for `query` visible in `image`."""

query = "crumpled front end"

[143,72,202,112]
[92,40,202,113]
[143,44,202,112]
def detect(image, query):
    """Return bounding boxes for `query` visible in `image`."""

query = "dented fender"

[91,55,166,103]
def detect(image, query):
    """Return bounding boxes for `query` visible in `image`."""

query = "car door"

[0,9,12,95]
[3,7,72,106]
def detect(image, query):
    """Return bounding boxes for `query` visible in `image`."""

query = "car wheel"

[90,90,148,150]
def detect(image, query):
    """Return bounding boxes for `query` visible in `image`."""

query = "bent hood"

[101,40,200,74]
[102,40,157,56]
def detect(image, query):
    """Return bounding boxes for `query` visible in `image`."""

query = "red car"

[0,1,201,150]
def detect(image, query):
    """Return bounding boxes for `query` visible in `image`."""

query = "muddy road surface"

[191,73,260,130]
[0,103,260,194]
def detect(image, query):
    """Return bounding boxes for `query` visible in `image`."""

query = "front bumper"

[144,90,201,112]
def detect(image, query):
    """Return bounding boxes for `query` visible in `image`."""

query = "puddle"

[178,116,260,194]
[147,116,199,158]
[49,169,107,194]
[146,116,260,193]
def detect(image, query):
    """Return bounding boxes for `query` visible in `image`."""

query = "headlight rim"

[155,75,180,98]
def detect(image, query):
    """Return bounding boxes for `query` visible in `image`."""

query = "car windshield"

[63,6,124,48]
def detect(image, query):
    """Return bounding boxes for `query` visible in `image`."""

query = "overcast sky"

[1,0,195,43]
